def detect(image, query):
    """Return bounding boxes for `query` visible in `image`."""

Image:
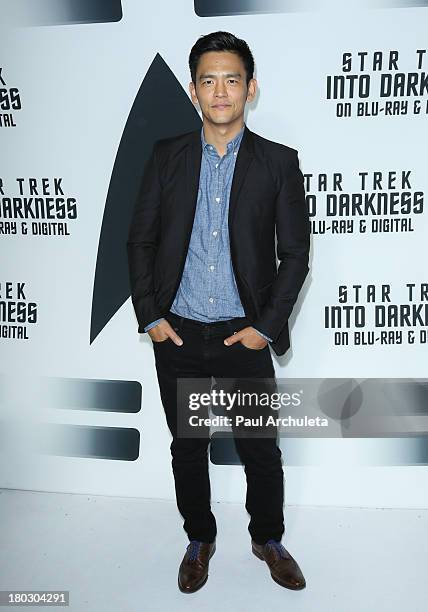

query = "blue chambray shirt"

[144,123,272,342]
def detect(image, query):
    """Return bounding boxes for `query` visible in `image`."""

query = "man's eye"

[228,79,237,84]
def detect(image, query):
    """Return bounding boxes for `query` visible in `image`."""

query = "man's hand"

[148,319,183,346]
[223,326,268,350]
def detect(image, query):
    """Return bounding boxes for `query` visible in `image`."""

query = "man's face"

[189,51,257,127]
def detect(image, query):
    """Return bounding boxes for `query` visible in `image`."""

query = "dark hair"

[189,31,255,86]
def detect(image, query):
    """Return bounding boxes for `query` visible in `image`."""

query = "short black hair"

[189,31,255,86]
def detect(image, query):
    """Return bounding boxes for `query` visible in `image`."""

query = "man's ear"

[189,81,199,105]
[246,78,257,102]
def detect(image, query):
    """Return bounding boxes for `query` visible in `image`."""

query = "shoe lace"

[188,540,202,561]
[266,539,288,559]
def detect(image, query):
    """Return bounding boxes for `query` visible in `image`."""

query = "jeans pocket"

[232,327,266,351]
[238,341,266,351]
[152,336,171,344]
[153,323,181,345]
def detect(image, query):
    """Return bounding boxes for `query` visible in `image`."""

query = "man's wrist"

[253,327,273,343]
[144,318,165,332]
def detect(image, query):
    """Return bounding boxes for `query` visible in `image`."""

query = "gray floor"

[1,489,427,612]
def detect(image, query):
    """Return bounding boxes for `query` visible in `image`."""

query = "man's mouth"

[212,104,231,109]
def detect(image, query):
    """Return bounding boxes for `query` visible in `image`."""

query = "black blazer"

[127,124,310,357]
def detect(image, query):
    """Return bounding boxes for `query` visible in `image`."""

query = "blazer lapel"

[228,124,254,233]
[185,128,202,213]
[183,129,202,245]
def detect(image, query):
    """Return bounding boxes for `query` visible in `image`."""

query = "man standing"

[127,31,310,593]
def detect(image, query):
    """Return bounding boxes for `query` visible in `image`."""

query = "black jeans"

[152,310,285,545]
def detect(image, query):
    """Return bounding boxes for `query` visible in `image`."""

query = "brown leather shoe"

[178,540,216,593]
[252,539,306,590]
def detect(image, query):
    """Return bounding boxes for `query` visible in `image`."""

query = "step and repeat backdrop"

[1,0,428,508]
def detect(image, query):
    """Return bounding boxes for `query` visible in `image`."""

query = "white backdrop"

[1,0,428,508]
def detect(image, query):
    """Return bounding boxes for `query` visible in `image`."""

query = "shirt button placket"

[208,154,220,308]
[212,160,224,313]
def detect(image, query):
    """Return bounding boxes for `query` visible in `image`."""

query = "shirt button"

[208,297,214,303]
[234,151,237,156]
[209,265,215,271]
[212,231,218,237]
[215,163,218,168]
[215,197,220,203]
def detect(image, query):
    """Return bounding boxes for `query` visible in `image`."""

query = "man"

[127,31,310,593]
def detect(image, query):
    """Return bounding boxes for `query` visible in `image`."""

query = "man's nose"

[214,81,227,96]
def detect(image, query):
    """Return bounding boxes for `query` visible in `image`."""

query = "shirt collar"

[200,123,245,155]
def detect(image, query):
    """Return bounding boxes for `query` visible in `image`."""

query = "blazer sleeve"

[252,149,310,342]
[126,142,165,333]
